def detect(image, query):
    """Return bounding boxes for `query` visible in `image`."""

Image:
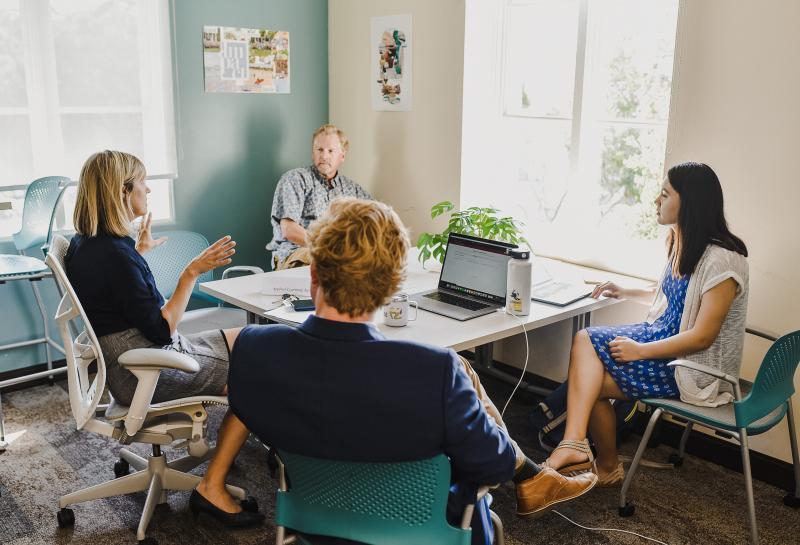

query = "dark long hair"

[666,162,747,276]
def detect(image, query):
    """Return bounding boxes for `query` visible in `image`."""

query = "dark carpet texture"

[0,376,797,545]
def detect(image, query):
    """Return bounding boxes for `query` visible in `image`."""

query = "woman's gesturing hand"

[185,236,236,278]
[135,212,168,255]
[608,336,646,363]
[591,281,625,299]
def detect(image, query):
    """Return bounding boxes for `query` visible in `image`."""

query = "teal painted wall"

[0,0,328,373]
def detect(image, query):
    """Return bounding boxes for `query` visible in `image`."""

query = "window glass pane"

[597,123,668,240]
[146,178,171,221]
[592,0,678,122]
[0,0,27,106]
[0,115,34,185]
[503,0,579,117]
[61,113,144,176]
[51,0,141,107]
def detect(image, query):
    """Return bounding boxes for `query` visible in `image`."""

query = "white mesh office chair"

[46,235,249,545]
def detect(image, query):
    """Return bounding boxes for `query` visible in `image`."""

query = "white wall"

[328,0,465,242]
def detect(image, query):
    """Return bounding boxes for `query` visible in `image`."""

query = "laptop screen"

[439,234,513,303]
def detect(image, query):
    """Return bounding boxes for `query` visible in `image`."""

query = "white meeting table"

[200,255,627,395]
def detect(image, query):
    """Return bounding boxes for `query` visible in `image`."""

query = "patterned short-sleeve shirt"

[266,165,372,263]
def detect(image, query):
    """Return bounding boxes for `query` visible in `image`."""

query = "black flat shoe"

[189,490,265,528]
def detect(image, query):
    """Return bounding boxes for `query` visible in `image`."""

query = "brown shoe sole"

[516,476,598,518]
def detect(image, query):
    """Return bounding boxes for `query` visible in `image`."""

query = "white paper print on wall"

[371,14,412,111]
[203,26,290,93]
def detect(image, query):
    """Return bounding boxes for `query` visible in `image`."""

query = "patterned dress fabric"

[587,267,689,400]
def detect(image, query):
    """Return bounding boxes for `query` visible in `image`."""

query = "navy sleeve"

[441,351,517,485]
[228,325,263,426]
[111,246,172,345]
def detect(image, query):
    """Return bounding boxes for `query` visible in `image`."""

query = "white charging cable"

[551,510,669,545]
[500,312,529,418]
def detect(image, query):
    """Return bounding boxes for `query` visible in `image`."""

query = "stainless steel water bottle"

[506,249,532,316]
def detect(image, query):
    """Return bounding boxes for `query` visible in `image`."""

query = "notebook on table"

[409,233,515,321]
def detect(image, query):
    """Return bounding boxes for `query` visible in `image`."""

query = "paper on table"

[261,273,310,297]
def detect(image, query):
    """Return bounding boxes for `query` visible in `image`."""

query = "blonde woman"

[66,150,262,526]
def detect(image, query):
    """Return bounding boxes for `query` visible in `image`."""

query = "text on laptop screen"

[440,237,510,300]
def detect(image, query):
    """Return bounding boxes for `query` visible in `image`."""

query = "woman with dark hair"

[542,162,749,486]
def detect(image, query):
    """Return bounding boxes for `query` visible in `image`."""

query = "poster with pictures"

[203,26,290,93]
[370,14,412,111]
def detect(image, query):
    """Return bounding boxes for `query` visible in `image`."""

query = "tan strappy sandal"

[543,438,595,476]
[596,461,625,487]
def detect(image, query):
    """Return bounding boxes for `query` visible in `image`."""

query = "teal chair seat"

[274,451,501,545]
[0,254,49,280]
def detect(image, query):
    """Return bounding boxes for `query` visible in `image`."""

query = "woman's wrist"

[182,264,200,281]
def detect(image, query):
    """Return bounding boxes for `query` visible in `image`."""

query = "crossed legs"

[546,330,628,476]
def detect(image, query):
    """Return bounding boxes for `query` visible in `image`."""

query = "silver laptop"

[530,254,593,306]
[410,233,514,321]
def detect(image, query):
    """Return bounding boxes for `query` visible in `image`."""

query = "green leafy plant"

[416,201,530,265]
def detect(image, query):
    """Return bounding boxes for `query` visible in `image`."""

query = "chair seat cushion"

[177,307,248,335]
[643,397,787,435]
[0,254,48,279]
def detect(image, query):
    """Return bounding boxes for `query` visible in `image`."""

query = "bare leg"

[547,330,625,470]
[196,409,250,513]
[196,327,246,513]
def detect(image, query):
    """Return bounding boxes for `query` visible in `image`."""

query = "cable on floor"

[551,509,669,545]
[500,312,529,419]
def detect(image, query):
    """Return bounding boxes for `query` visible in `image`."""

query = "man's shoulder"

[278,166,315,184]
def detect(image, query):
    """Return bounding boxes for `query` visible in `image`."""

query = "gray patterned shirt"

[267,165,372,264]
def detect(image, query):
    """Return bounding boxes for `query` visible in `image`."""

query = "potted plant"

[416,201,529,267]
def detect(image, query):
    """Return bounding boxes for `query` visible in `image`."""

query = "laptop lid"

[437,233,515,305]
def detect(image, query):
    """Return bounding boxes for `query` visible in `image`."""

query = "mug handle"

[408,300,418,321]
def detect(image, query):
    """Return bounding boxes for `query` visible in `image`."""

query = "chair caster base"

[618,503,635,517]
[668,453,683,468]
[784,493,800,508]
[57,507,75,528]
[138,537,158,545]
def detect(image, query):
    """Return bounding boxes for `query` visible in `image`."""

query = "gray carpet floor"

[0,376,798,545]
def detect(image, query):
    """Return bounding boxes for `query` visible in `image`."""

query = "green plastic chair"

[619,329,800,545]
[274,450,503,545]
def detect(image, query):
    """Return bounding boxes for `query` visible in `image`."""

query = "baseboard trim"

[0,360,67,393]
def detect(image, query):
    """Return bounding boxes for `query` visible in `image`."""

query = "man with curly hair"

[229,198,596,544]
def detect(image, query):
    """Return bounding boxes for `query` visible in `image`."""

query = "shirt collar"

[310,165,339,188]
[298,314,385,342]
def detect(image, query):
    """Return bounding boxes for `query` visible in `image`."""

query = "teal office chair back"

[12,176,70,252]
[735,330,800,427]
[144,230,217,304]
[275,451,472,545]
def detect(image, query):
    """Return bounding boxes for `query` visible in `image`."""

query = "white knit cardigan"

[645,244,749,406]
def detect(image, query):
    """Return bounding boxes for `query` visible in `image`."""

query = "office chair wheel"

[784,493,800,508]
[114,459,130,478]
[56,507,75,528]
[667,453,683,468]
[618,503,635,517]
[240,496,259,513]
[138,537,158,545]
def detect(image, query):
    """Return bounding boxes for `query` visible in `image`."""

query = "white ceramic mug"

[383,293,418,327]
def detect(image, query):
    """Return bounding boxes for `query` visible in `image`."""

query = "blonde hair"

[73,150,145,237]
[312,123,349,153]
[307,198,409,316]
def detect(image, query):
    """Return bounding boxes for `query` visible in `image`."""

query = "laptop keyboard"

[424,291,491,311]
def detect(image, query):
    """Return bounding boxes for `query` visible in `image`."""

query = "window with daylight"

[0,0,176,239]
[461,0,680,278]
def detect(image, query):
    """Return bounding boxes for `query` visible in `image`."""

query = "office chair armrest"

[459,485,498,530]
[222,265,264,279]
[667,359,738,386]
[745,327,779,342]
[118,348,200,373]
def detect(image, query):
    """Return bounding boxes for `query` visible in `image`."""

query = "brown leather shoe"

[516,466,598,517]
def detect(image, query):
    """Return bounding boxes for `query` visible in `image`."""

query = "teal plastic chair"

[274,451,503,545]
[144,230,262,334]
[619,329,800,545]
[0,175,69,451]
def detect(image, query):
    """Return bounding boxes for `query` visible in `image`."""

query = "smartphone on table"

[290,298,315,311]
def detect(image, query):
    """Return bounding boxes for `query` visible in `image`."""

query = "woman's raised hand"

[185,236,236,277]
[135,212,168,255]
[591,281,625,299]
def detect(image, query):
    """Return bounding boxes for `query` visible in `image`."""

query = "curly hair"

[307,198,409,316]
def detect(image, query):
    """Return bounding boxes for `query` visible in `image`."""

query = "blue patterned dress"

[586,267,689,400]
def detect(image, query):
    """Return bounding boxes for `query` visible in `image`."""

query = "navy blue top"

[64,234,172,345]
[229,316,516,485]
